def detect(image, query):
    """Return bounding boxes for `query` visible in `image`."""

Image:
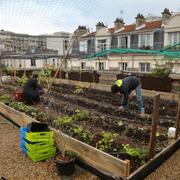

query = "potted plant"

[54,150,76,176]
[54,131,77,176]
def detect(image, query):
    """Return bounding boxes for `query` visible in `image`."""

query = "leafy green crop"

[122,144,148,160]
[53,115,72,127]
[0,94,11,103]
[17,74,28,86]
[8,101,37,118]
[72,109,89,121]
[73,86,84,95]
[96,132,114,152]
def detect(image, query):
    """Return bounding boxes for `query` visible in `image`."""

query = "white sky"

[0,0,179,35]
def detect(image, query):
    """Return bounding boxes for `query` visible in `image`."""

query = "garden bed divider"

[0,103,129,179]
[53,78,178,101]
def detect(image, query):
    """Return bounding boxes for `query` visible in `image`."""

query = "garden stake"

[175,93,180,139]
[148,93,160,160]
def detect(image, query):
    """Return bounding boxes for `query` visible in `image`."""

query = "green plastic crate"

[23,140,54,152]
[27,146,56,162]
[25,131,54,142]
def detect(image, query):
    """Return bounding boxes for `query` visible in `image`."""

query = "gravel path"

[145,149,180,180]
[0,115,99,180]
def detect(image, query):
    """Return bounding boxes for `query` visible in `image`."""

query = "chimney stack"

[135,13,146,29]
[114,18,125,31]
[162,8,172,25]
[96,22,106,31]
[74,26,89,37]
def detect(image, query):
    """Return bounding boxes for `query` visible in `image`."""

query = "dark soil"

[2,82,177,173]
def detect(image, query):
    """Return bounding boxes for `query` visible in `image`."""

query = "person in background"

[23,71,44,104]
[111,76,144,115]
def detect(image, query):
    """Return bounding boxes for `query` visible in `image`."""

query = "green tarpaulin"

[87,43,180,60]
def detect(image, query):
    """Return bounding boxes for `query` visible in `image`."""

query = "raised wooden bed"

[0,103,179,179]
[0,103,129,179]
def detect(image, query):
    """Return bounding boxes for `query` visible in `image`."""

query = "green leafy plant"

[8,101,37,118]
[122,144,148,160]
[0,94,11,103]
[151,64,171,78]
[72,125,83,136]
[72,109,89,121]
[17,74,28,86]
[73,86,84,95]
[39,67,52,88]
[53,115,72,127]
[96,132,114,152]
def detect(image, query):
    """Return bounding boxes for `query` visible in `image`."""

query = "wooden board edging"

[54,79,178,101]
[0,103,128,179]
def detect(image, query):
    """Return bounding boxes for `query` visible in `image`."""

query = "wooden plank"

[148,93,160,160]
[54,79,178,101]
[54,130,128,178]
[0,103,37,127]
[0,103,128,179]
[175,93,180,139]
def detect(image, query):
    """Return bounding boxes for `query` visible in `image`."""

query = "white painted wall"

[164,13,180,46]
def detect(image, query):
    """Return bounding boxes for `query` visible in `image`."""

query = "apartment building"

[0,30,71,55]
[70,8,180,74]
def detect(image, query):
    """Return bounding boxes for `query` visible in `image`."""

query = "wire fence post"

[175,93,180,139]
[148,93,160,160]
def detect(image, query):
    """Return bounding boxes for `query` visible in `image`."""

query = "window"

[31,59,36,67]
[139,33,153,48]
[64,40,69,51]
[119,36,128,48]
[79,41,87,52]
[53,58,55,65]
[98,39,107,51]
[19,59,22,68]
[99,62,105,70]
[81,62,86,70]
[168,32,180,46]
[140,63,150,72]
[57,59,59,66]
[119,62,128,71]
[44,59,47,65]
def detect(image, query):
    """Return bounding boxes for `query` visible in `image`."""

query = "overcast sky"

[0,0,179,35]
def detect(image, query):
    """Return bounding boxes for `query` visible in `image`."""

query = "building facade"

[1,9,180,74]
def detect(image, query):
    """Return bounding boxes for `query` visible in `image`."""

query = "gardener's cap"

[115,79,123,87]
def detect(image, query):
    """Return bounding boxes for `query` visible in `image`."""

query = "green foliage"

[73,86,84,95]
[122,144,148,160]
[72,109,89,121]
[53,115,72,127]
[39,67,52,87]
[151,65,171,78]
[0,94,11,103]
[65,150,78,159]
[9,101,37,118]
[96,132,114,152]
[72,125,94,143]
[72,125,84,136]
[17,74,28,86]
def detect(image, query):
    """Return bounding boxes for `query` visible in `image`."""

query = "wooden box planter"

[0,103,179,180]
[52,70,66,79]
[116,74,172,92]
[68,71,100,83]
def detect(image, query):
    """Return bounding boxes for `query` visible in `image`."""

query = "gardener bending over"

[23,71,44,104]
[111,76,144,114]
